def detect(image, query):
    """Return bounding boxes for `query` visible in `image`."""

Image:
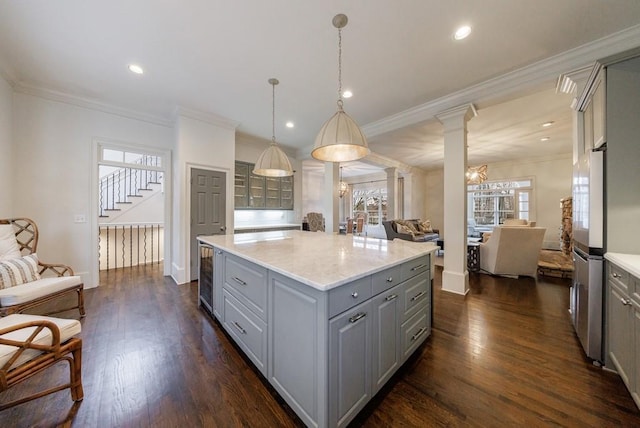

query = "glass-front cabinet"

[235,161,294,210]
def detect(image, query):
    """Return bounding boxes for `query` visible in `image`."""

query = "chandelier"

[339,166,348,198]
[312,14,370,163]
[466,165,488,184]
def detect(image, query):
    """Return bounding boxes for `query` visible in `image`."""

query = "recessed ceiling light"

[542,121,554,127]
[128,64,144,74]
[540,137,550,142]
[454,25,472,40]
[342,90,353,98]
[286,121,294,128]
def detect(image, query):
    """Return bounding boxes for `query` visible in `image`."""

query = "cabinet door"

[280,176,294,210]
[265,177,281,208]
[608,282,633,387]
[213,248,224,320]
[248,172,265,208]
[592,72,605,148]
[234,162,249,208]
[329,300,372,428]
[371,284,401,394]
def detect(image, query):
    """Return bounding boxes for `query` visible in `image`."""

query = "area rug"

[538,250,573,278]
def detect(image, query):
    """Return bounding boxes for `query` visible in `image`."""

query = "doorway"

[96,143,169,275]
[190,168,226,280]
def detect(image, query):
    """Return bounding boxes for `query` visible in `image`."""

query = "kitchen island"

[197,230,437,428]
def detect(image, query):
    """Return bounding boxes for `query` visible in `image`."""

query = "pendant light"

[253,78,294,177]
[312,14,370,163]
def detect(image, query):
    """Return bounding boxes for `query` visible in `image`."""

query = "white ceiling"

[1,1,640,174]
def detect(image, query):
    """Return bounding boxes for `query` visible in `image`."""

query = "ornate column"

[436,103,476,295]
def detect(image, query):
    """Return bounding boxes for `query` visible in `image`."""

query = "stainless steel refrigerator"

[570,149,605,362]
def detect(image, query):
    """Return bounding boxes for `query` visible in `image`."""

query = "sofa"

[382,219,439,242]
[479,226,546,277]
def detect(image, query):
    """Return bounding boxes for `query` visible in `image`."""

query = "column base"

[442,269,470,295]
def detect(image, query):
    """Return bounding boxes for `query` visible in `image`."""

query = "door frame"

[185,163,230,282]
[91,139,173,286]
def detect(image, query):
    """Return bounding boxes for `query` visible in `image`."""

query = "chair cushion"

[0,224,21,262]
[0,275,82,307]
[0,254,41,289]
[0,313,81,370]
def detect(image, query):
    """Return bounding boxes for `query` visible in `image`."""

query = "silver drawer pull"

[386,277,394,283]
[621,298,632,306]
[410,290,426,302]
[215,250,223,255]
[385,294,398,301]
[410,264,427,271]
[351,291,359,298]
[232,277,247,286]
[349,312,367,323]
[612,272,620,278]
[233,321,247,334]
[411,327,427,342]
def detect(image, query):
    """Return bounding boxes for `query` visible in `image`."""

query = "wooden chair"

[0,314,83,410]
[0,218,85,317]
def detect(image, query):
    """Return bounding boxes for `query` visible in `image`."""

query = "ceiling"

[1,1,640,175]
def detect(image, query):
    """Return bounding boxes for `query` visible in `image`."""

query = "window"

[353,188,387,226]
[468,179,533,227]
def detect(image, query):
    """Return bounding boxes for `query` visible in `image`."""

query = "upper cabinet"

[578,65,606,153]
[235,161,294,210]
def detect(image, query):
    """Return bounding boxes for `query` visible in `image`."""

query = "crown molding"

[363,24,640,138]
[13,82,174,127]
[173,106,239,130]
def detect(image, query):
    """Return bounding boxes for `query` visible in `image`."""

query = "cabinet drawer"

[609,263,630,294]
[225,253,268,320]
[222,289,267,376]
[401,307,430,361]
[372,265,402,296]
[401,257,430,282]
[402,271,429,321]
[328,276,372,319]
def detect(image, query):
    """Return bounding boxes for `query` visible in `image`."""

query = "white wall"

[173,112,236,284]
[424,154,573,248]
[12,92,174,287]
[0,75,13,217]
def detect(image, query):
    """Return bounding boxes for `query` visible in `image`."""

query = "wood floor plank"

[1,263,640,427]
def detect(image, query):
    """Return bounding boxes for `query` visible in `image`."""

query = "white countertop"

[234,223,301,230]
[605,252,640,278]
[198,230,437,291]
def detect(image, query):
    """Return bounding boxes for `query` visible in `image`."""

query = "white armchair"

[479,226,546,278]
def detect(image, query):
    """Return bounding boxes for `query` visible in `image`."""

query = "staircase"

[99,155,163,221]
[98,154,165,270]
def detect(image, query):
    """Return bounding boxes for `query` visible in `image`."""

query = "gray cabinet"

[371,283,401,393]
[235,161,294,210]
[212,245,432,428]
[329,299,372,427]
[213,248,224,319]
[607,260,640,409]
[220,251,269,376]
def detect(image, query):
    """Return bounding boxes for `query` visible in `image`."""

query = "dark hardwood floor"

[2,264,639,427]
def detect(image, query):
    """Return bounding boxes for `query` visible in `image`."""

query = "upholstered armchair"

[479,226,546,277]
[306,212,325,232]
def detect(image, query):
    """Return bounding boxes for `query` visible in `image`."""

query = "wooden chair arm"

[38,261,74,277]
[0,320,62,373]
